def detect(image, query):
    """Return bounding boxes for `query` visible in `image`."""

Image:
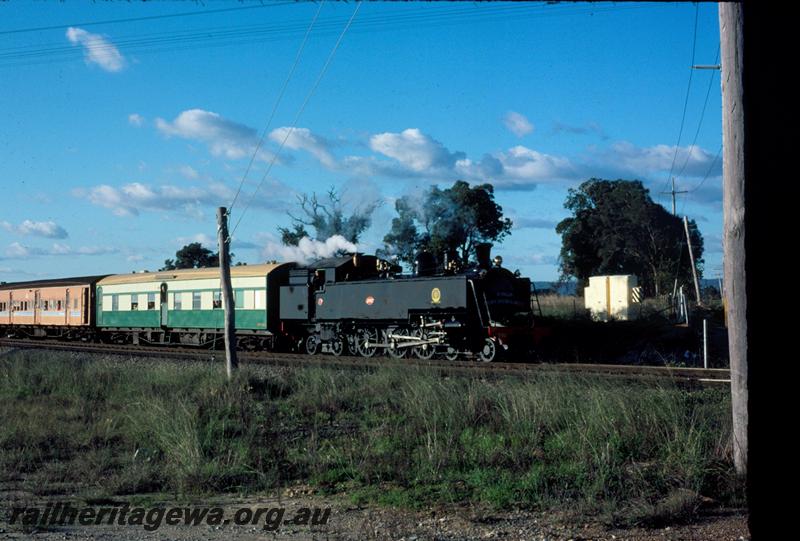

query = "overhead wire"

[0,3,660,69]
[230,1,362,238]
[675,45,720,181]
[659,4,699,205]
[227,0,325,217]
[673,45,720,216]
[0,3,292,36]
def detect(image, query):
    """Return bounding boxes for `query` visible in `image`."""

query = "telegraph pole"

[217,207,238,379]
[662,177,688,215]
[719,2,747,478]
[683,215,702,305]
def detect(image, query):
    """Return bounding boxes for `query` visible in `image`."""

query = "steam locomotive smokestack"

[475,243,492,269]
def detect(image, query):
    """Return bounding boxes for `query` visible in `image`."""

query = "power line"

[660,4,699,204]
[230,1,362,238]
[689,145,722,194]
[0,3,291,36]
[0,3,660,69]
[678,144,722,216]
[228,0,325,217]
[675,45,720,181]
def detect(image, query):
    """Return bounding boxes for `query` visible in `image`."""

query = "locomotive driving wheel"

[412,328,436,360]
[354,327,378,357]
[304,335,319,355]
[387,328,409,359]
[329,334,346,356]
[442,347,460,361]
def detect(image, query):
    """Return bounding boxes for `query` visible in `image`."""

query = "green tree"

[382,180,513,267]
[160,242,223,270]
[556,178,703,296]
[278,187,381,246]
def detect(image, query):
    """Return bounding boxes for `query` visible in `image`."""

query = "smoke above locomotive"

[264,235,358,265]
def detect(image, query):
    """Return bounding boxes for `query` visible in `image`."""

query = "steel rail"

[0,338,730,384]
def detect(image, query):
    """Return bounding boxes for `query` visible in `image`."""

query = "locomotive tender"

[1,244,537,362]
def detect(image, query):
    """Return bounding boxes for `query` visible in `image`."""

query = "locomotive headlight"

[493,255,503,267]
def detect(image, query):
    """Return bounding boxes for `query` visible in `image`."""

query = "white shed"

[584,275,641,321]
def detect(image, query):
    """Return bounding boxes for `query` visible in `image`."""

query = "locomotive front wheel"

[478,338,498,362]
[304,335,319,355]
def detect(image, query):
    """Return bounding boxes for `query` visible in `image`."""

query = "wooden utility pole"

[719,3,747,477]
[662,177,688,216]
[683,215,702,305]
[217,207,238,378]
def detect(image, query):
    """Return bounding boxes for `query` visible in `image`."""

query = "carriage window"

[74,298,79,309]
[213,291,222,309]
[192,291,201,310]
[234,289,244,307]
[173,293,182,310]
[43,300,49,310]
[111,295,118,311]
[131,294,139,311]
[147,293,156,310]
[56,300,62,311]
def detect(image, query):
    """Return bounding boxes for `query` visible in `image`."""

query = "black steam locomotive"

[280,243,537,361]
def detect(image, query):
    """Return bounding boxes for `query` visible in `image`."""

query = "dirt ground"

[1,490,749,541]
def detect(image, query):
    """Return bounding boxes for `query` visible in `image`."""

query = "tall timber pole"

[719,2,747,478]
[217,207,238,378]
[683,215,702,305]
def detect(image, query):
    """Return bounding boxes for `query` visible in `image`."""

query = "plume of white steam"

[264,235,357,264]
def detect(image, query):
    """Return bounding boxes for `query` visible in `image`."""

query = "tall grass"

[0,350,739,522]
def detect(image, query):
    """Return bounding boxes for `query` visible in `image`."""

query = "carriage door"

[160,283,169,326]
[34,291,41,325]
[82,288,89,325]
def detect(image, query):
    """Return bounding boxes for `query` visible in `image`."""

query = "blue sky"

[0,2,723,283]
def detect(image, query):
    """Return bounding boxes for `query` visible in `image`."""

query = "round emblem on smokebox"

[365,296,375,306]
[431,287,441,304]
[317,297,324,306]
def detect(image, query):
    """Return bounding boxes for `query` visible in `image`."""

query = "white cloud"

[459,146,576,186]
[66,27,125,72]
[179,165,199,180]
[4,242,117,259]
[176,233,215,248]
[74,179,293,218]
[269,127,336,168]
[595,142,719,178]
[257,125,718,199]
[369,128,465,172]
[503,111,534,137]
[128,113,144,126]
[156,109,279,163]
[2,220,68,239]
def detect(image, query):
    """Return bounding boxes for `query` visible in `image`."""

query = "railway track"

[0,338,730,385]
